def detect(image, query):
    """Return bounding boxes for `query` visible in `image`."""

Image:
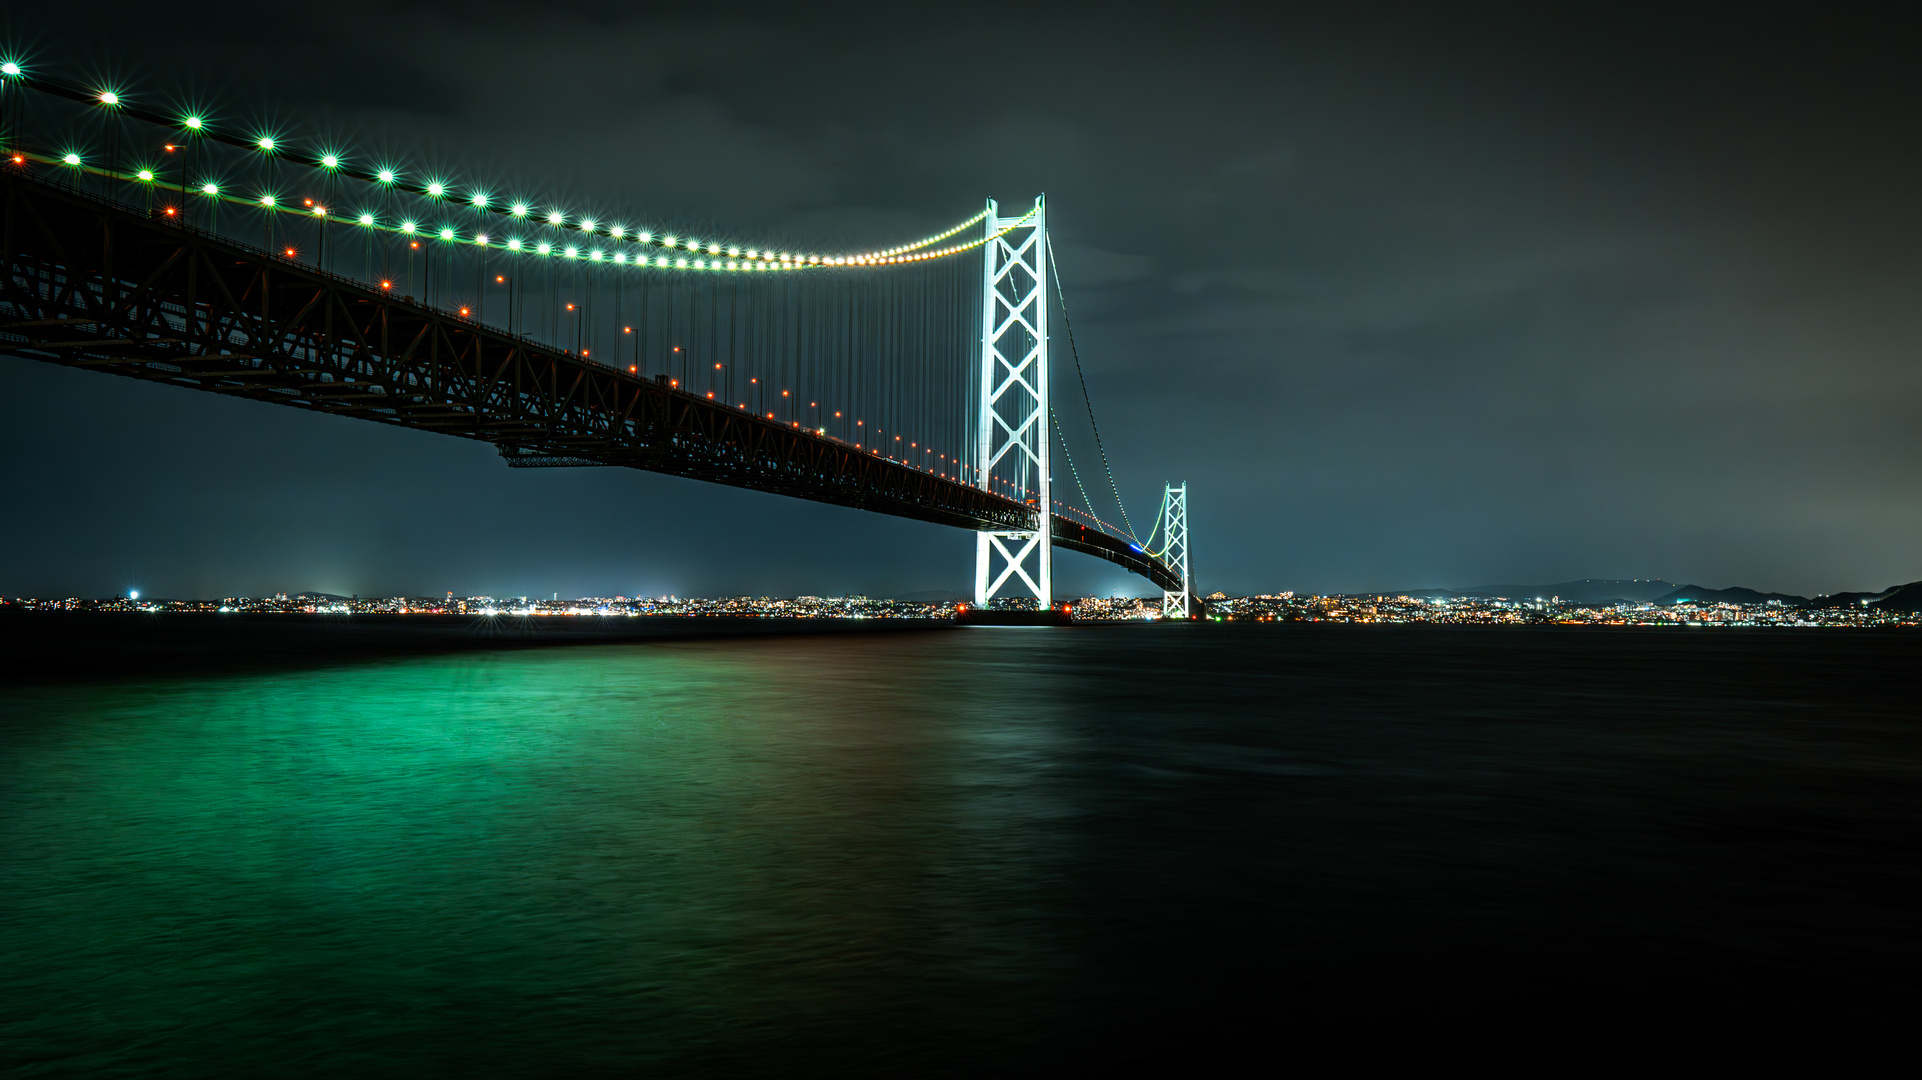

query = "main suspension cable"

[1046,237,1138,542]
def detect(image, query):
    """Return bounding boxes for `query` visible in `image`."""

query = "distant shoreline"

[0,610,958,683]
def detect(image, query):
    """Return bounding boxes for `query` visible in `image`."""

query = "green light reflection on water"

[0,637,1075,1072]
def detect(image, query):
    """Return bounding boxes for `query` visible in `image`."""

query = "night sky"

[4,2,1919,600]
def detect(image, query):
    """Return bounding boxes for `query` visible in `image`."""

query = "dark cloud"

[4,1,1920,598]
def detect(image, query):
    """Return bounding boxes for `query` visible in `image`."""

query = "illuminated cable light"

[401,221,417,233]
[564,246,578,259]
[663,235,678,248]
[589,250,604,262]
[511,203,528,217]
[201,183,218,195]
[312,205,326,216]
[609,225,625,239]
[99,91,120,106]
[260,194,275,206]
[507,238,522,251]
[475,233,488,245]
[62,153,80,165]
[547,211,564,225]
[359,213,375,226]
[471,193,488,207]
[579,220,595,233]
[614,252,627,264]
[706,243,720,255]
[536,242,551,254]
[440,227,455,240]
[377,169,395,184]
[183,116,202,130]
[257,136,275,151]
[425,182,444,197]
[136,169,154,181]
[321,154,339,169]
[1,62,20,76]
[637,231,653,243]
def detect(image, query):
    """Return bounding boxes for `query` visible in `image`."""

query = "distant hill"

[1803,580,1922,611]
[1654,585,1809,606]
[1389,579,1678,603]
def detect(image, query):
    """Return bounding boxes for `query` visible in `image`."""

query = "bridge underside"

[0,173,1184,595]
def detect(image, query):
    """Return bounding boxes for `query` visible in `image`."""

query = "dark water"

[3,625,1918,1073]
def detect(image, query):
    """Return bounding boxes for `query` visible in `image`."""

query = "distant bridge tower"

[974,196,1052,609]
[1160,482,1192,619]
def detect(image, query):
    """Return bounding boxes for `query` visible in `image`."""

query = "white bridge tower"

[973,196,1052,609]
[1160,482,1192,619]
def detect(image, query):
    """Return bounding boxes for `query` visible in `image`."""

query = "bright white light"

[312,206,326,216]
[589,250,603,261]
[260,194,275,206]
[707,243,720,255]
[359,213,374,225]
[511,203,528,216]
[471,193,487,207]
[564,246,578,258]
[440,227,455,240]
[321,154,339,168]
[537,242,551,254]
[426,182,444,197]
[62,153,79,165]
[610,225,625,239]
[547,211,564,225]
[378,169,395,183]
[184,116,202,130]
[129,590,138,600]
[137,169,153,181]
[508,238,522,250]
[257,136,275,151]
[201,183,218,195]
[99,91,119,105]
[1,63,20,76]
[402,221,416,233]
[579,220,595,233]
[476,233,488,245]
[614,252,627,264]
[637,231,652,242]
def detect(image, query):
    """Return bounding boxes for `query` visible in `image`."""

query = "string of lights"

[0,61,1032,272]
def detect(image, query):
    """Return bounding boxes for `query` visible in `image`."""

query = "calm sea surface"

[3,625,1918,1073]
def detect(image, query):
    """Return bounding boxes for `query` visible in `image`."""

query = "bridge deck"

[0,171,1182,594]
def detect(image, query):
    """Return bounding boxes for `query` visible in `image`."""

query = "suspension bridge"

[0,61,1198,619]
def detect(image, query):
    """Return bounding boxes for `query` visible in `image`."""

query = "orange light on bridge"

[284,247,296,257]
[459,307,469,316]
[410,241,419,249]
[630,366,638,373]
[381,280,392,290]
[496,275,505,283]
[566,303,574,311]
[163,206,176,216]
[623,327,631,333]
[164,144,176,153]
